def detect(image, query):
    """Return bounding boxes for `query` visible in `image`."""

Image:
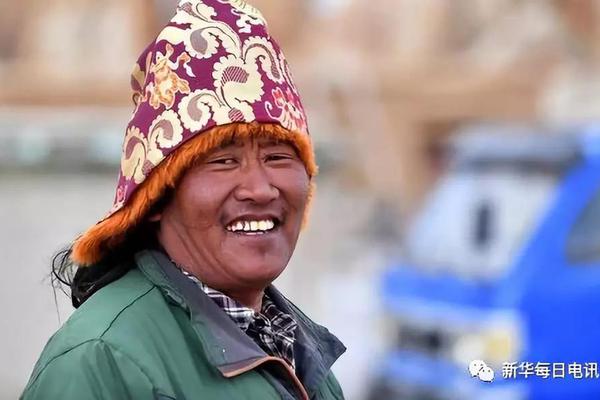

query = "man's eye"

[209,158,236,165]
[265,154,293,162]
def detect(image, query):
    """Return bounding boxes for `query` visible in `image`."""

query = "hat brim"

[71,122,317,266]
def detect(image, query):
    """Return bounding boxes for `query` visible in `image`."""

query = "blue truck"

[369,126,600,400]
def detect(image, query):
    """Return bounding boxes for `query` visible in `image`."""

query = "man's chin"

[231,261,287,287]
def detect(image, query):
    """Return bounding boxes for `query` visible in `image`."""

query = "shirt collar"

[178,268,256,332]
[176,265,299,369]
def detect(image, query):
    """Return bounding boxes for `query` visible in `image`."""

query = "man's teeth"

[227,219,276,233]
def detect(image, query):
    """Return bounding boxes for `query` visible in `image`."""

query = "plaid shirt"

[179,269,298,369]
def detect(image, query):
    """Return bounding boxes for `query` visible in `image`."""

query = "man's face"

[157,136,310,292]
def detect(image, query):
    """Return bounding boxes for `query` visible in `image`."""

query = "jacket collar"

[135,249,346,398]
[264,286,347,396]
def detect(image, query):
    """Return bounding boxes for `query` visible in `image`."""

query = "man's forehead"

[218,136,290,149]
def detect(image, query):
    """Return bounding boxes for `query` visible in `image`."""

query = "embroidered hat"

[72,0,317,266]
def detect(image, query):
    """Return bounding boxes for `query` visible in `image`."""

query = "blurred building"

[3,0,600,217]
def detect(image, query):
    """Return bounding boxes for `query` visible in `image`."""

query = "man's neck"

[167,253,265,312]
[158,232,266,313]
[220,288,264,312]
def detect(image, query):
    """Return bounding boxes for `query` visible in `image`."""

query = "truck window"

[566,187,600,264]
[404,166,559,280]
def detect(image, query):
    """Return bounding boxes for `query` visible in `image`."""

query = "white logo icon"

[469,360,495,382]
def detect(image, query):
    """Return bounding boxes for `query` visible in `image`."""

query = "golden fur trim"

[71,122,317,266]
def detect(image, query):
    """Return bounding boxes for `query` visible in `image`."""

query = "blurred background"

[3,0,600,399]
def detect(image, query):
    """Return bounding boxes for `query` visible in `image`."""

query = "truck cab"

[369,125,600,400]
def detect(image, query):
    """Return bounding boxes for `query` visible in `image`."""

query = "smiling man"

[21,1,346,399]
[157,136,311,312]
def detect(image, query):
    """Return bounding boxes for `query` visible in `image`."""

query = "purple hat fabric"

[112,0,309,216]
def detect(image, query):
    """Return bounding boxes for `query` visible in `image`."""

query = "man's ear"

[148,213,162,222]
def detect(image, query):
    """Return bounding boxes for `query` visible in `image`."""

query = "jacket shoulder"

[27,269,161,384]
[21,339,157,400]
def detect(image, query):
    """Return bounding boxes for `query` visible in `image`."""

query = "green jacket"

[22,250,346,399]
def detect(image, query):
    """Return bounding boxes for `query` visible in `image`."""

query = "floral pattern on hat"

[121,110,184,186]
[147,44,192,109]
[111,0,309,216]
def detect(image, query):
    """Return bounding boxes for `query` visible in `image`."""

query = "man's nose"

[234,162,279,204]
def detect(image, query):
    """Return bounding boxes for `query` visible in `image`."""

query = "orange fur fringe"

[71,122,317,266]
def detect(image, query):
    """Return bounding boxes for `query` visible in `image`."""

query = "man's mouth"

[225,217,280,235]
